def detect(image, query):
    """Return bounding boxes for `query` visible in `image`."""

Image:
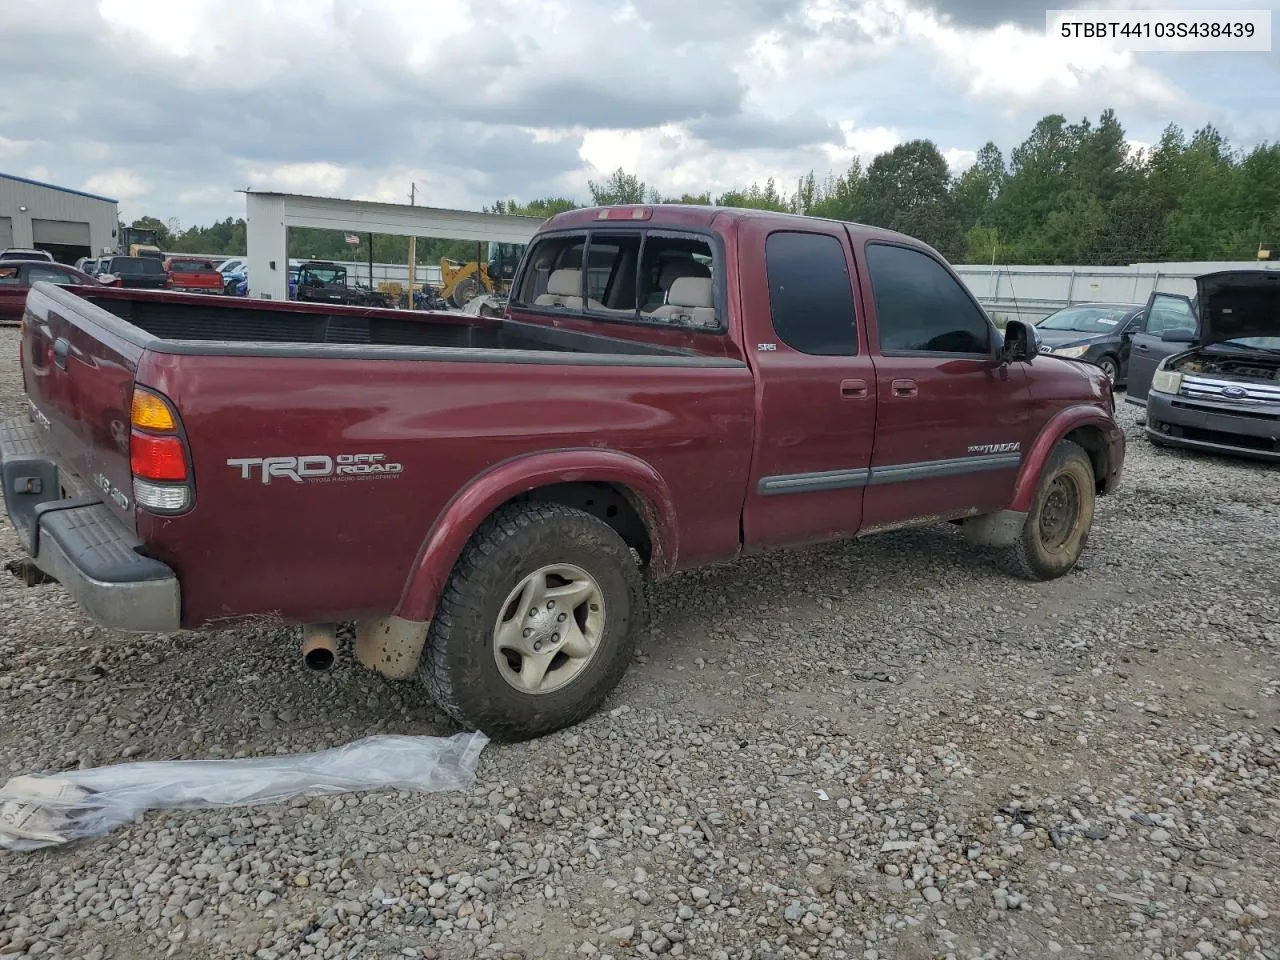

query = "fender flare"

[1010,404,1122,512]
[393,448,679,623]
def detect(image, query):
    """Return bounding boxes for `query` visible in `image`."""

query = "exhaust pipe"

[301,623,338,671]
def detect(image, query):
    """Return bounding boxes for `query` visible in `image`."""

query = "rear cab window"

[512,228,722,332]
[169,259,215,273]
[115,257,166,275]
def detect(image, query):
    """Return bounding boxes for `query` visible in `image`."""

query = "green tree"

[717,178,790,212]
[953,142,1005,229]
[860,140,964,259]
[588,168,648,205]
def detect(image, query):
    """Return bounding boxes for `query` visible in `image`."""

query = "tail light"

[129,386,193,513]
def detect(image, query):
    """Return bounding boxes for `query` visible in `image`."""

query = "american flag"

[344,233,360,245]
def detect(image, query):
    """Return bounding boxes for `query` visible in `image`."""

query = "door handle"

[53,337,70,370]
[840,378,868,399]
[891,378,918,398]
[1136,343,1149,352]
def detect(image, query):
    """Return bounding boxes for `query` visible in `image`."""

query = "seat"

[648,276,716,327]
[533,269,583,309]
[642,258,711,311]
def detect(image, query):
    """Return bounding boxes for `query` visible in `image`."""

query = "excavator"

[437,241,525,308]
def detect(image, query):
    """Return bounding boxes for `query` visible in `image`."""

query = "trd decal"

[967,442,1020,455]
[227,453,404,484]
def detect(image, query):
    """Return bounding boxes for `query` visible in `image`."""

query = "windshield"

[300,266,345,285]
[1037,306,1132,333]
[1221,336,1280,352]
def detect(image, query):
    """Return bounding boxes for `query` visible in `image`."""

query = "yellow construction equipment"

[438,242,525,308]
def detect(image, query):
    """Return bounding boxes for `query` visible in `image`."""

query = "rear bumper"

[1145,390,1280,463]
[0,416,181,633]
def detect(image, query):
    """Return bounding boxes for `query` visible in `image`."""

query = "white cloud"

[83,168,148,201]
[242,162,349,195]
[944,147,977,173]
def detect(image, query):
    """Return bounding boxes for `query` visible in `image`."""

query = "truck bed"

[77,287,705,361]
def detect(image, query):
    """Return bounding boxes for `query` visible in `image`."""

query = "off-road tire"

[419,502,646,741]
[1004,440,1096,581]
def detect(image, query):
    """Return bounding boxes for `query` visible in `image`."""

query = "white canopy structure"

[242,190,544,301]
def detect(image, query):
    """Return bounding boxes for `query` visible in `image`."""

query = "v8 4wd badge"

[227,453,404,485]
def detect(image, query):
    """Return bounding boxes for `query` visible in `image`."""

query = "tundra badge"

[967,442,1020,455]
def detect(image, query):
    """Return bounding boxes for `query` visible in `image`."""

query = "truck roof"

[543,204,931,250]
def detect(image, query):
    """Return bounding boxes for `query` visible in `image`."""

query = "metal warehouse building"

[0,173,119,264]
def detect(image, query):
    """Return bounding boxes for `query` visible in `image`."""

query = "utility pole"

[407,182,417,310]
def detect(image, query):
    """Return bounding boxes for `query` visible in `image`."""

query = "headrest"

[667,276,714,309]
[658,258,710,288]
[545,269,581,298]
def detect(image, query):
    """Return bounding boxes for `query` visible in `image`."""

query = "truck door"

[857,240,1035,531]
[1125,292,1198,403]
[740,223,877,552]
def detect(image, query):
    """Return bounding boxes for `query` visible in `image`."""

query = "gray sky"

[1,0,1275,227]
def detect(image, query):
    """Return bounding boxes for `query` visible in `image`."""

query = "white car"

[0,248,55,263]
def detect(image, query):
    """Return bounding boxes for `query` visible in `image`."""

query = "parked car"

[96,255,168,290]
[0,248,54,263]
[74,257,99,275]
[0,260,98,324]
[163,257,225,294]
[1034,302,1144,385]
[1,204,1124,741]
[218,258,248,294]
[1126,270,1280,462]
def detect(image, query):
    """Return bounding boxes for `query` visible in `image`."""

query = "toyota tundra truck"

[0,205,1124,741]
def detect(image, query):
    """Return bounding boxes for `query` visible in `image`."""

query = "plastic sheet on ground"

[0,731,488,851]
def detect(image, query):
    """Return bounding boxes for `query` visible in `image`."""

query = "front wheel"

[451,277,480,308]
[419,502,645,741]
[1003,440,1096,580]
[1097,355,1119,383]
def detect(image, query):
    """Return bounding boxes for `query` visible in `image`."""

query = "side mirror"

[1160,328,1197,344]
[1000,319,1041,363]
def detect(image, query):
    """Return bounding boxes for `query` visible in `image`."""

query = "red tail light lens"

[130,431,188,481]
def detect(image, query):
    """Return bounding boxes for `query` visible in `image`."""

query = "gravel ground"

[0,325,1277,960]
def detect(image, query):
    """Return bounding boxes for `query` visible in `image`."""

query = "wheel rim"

[1100,358,1117,382]
[1038,473,1081,551]
[492,563,606,695]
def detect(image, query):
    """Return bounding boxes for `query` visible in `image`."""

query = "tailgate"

[21,281,143,532]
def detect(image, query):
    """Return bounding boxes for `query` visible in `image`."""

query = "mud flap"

[960,510,1027,548]
[355,616,430,679]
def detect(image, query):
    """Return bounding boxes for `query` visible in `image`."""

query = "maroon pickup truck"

[1,205,1124,740]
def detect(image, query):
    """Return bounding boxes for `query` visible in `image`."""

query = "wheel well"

[1064,426,1108,493]
[506,482,653,565]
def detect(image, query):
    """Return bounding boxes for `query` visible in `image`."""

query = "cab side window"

[764,231,858,356]
[866,243,991,355]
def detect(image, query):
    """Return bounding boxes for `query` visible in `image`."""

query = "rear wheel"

[1003,440,1095,580]
[419,502,645,741]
